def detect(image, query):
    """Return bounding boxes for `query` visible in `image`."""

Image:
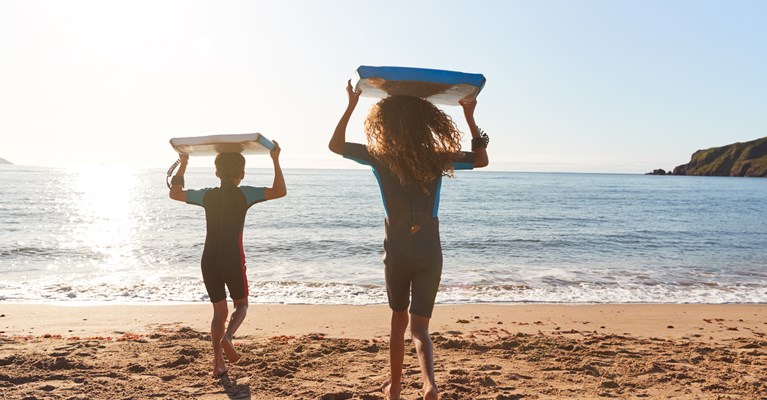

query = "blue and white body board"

[352,65,486,105]
[170,133,275,156]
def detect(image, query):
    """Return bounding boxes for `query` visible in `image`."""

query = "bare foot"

[423,385,438,400]
[221,336,240,363]
[212,365,228,378]
[382,380,401,400]
[213,355,228,378]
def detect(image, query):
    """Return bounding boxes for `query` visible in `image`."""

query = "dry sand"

[0,303,765,399]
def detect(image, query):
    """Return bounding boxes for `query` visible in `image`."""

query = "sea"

[1,165,766,305]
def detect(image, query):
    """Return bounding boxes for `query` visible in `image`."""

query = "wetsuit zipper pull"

[410,197,421,235]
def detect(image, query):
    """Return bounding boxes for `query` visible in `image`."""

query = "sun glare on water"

[64,166,144,272]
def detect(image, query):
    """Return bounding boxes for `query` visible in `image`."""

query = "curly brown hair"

[364,95,463,193]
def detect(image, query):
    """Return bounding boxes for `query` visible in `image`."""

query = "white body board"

[352,65,486,106]
[170,133,275,156]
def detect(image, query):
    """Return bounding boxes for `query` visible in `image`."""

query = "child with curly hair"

[329,81,489,400]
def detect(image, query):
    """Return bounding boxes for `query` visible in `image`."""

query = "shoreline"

[1,303,765,340]
[1,303,765,399]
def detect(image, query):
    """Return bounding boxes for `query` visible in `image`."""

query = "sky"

[1,0,765,173]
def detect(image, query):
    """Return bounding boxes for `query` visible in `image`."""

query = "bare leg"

[210,300,229,377]
[222,297,248,363]
[384,310,409,400]
[411,314,437,400]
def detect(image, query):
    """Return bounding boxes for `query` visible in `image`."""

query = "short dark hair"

[215,152,246,180]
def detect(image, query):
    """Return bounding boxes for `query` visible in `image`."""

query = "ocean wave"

[0,246,52,256]
[1,280,765,305]
[0,245,103,260]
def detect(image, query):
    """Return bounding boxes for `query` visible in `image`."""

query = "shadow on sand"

[218,373,252,400]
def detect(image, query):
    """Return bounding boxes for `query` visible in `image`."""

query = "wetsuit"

[186,183,266,303]
[344,142,475,317]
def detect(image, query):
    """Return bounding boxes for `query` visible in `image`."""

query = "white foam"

[2,280,765,305]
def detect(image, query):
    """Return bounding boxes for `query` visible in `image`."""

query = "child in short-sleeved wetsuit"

[329,81,489,400]
[169,143,286,377]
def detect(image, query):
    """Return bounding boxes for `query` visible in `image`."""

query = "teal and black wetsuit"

[344,142,475,317]
[186,183,266,303]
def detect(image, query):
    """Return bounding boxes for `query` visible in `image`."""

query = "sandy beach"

[1,303,765,399]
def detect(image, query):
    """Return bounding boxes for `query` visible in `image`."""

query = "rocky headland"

[648,136,767,177]
[0,157,13,165]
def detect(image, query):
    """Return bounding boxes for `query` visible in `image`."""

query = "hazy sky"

[1,0,765,172]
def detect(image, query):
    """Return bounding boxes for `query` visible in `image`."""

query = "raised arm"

[169,154,189,202]
[264,141,287,200]
[460,98,489,168]
[328,79,361,155]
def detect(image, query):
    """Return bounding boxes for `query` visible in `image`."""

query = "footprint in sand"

[319,391,353,400]
[127,364,147,373]
[159,356,191,368]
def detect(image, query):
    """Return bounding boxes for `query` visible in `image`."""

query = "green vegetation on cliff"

[673,136,767,177]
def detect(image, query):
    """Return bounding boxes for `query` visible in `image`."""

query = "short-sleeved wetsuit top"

[344,142,475,317]
[186,183,266,303]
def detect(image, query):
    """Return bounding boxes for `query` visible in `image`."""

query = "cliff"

[0,157,12,165]
[672,136,767,177]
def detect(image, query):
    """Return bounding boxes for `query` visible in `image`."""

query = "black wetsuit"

[344,143,475,317]
[186,183,266,303]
